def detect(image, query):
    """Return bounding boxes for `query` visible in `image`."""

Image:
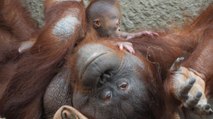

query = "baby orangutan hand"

[115,41,135,54]
[126,31,159,40]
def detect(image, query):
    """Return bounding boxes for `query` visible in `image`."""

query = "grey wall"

[120,0,212,31]
[23,0,213,31]
[22,0,44,27]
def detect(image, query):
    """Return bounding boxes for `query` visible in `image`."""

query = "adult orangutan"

[0,0,213,119]
[44,4,213,119]
[0,0,86,118]
[44,6,213,119]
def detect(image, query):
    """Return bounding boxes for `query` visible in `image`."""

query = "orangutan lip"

[80,52,111,80]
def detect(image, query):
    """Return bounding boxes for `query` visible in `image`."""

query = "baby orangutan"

[86,0,158,53]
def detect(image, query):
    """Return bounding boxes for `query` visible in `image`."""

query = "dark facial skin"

[70,43,163,119]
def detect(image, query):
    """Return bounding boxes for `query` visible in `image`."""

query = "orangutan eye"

[118,82,128,90]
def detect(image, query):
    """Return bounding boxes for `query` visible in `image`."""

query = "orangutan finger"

[185,91,202,108]
[179,78,196,100]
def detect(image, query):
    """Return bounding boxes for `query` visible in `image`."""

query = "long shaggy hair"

[0,0,86,119]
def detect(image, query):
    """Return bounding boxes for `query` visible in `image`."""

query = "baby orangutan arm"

[115,28,159,40]
[112,29,158,53]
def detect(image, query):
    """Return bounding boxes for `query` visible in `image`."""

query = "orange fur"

[0,0,38,63]
[0,0,212,119]
[130,4,213,117]
[0,0,39,103]
[0,0,38,41]
[131,4,213,80]
[0,0,86,119]
[181,4,213,76]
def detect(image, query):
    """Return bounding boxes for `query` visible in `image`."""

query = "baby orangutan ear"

[93,18,101,28]
[170,57,185,72]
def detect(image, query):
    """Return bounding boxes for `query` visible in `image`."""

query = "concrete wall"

[23,0,213,31]
[120,0,212,31]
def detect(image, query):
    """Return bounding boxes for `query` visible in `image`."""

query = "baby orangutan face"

[93,5,121,37]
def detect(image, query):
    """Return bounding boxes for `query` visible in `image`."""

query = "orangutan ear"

[170,57,185,72]
[93,18,101,28]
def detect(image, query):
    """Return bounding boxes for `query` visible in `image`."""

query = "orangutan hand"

[116,41,135,54]
[126,31,159,40]
[167,57,213,115]
[53,105,88,119]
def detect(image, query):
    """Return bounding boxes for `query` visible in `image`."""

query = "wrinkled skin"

[71,43,164,119]
[44,41,213,119]
[44,42,166,119]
